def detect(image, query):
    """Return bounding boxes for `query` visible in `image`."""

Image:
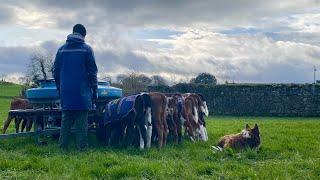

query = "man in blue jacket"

[52,24,98,150]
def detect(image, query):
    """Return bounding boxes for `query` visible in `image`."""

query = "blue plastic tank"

[26,79,122,104]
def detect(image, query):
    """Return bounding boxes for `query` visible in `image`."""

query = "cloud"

[0,40,156,83]
[0,46,32,74]
[0,5,15,24]
[139,30,320,83]
[95,50,155,73]
[0,1,320,84]
[0,40,60,76]
[0,0,318,30]
[1,27,320,84]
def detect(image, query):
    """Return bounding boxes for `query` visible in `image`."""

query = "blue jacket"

[104,95,138,124]
[52,33,98,110]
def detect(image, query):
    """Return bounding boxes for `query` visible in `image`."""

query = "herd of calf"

[3,92,261,151]
[102,92,209,149]
[2,92,209,149]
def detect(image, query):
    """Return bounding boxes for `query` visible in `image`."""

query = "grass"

[0,83,320,179]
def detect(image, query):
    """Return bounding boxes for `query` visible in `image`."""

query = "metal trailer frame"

[0,108,102,144]
[0,80,122,144]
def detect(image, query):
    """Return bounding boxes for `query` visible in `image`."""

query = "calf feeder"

[0,79,122,142]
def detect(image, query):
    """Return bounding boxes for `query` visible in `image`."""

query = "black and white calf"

[102,93,152,149]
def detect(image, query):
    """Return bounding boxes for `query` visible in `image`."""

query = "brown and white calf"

[181,95,199,142]
[149,92,168,148]
[165,93,180,144]
[2,98,33,133]
[183,93,208,141]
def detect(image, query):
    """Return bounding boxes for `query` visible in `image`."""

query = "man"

[52,24,98,150]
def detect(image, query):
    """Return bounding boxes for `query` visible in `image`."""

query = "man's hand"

[55,82,60,97]
[92,86,98,102]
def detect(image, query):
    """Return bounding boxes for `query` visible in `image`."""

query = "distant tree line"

[18,50,218,96]
[110,73,169,95]
[111,72,217,95]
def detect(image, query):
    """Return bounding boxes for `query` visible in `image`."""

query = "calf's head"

[197,94,209,117]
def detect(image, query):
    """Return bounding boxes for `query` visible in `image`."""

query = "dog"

[216,124,260,150]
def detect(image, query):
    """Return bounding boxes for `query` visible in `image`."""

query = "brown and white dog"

[3,98,33,133]
[216,124,261,150]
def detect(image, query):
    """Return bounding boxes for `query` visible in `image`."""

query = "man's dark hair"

[73,24,86,37]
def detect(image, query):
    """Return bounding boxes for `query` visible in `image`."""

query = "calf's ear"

[245,124,250,130]
[253,124,260,134]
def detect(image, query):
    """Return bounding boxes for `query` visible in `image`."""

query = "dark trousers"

[59,110,88,150]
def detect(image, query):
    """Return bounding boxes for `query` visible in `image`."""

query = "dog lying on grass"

[213,124,261,151]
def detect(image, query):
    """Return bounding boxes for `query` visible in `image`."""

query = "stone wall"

[148,83,320,116]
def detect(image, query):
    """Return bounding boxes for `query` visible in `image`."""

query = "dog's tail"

[212,139,224,152]
[211,145,223,152]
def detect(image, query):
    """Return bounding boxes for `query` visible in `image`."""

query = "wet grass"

[0,83,320,179]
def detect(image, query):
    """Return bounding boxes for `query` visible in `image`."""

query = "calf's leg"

[162,112,168,147]
[156,114,164,148]
[15,117,22,133]
[26,118,33,132]
[21,118,27,132]
[3,115,13,134]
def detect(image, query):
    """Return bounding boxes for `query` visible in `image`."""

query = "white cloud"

[0,1,320,84]
[138,30,320,83]
[286,13,320,33]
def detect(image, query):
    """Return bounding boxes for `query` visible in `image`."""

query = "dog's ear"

[254,124,259,129]
[245,124,250,130]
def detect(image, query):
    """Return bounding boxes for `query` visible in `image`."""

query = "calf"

[183,93,208,141]
[149,92,168,148]
[3,98,33,133]
[182,95,198,142]
[103,94,151,149]
[165,94,179,144]
[165,93,185,144]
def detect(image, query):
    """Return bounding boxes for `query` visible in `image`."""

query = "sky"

[0,0,319,84]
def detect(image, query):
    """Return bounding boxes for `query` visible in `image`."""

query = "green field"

[0,82,320,179]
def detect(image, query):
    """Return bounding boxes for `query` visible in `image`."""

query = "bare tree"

[119,73,152,95]
[100,74,112,84]
[151,75,167,86]
[116,74,129,84]
[26,50,53,85]
[0,74,5,82]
